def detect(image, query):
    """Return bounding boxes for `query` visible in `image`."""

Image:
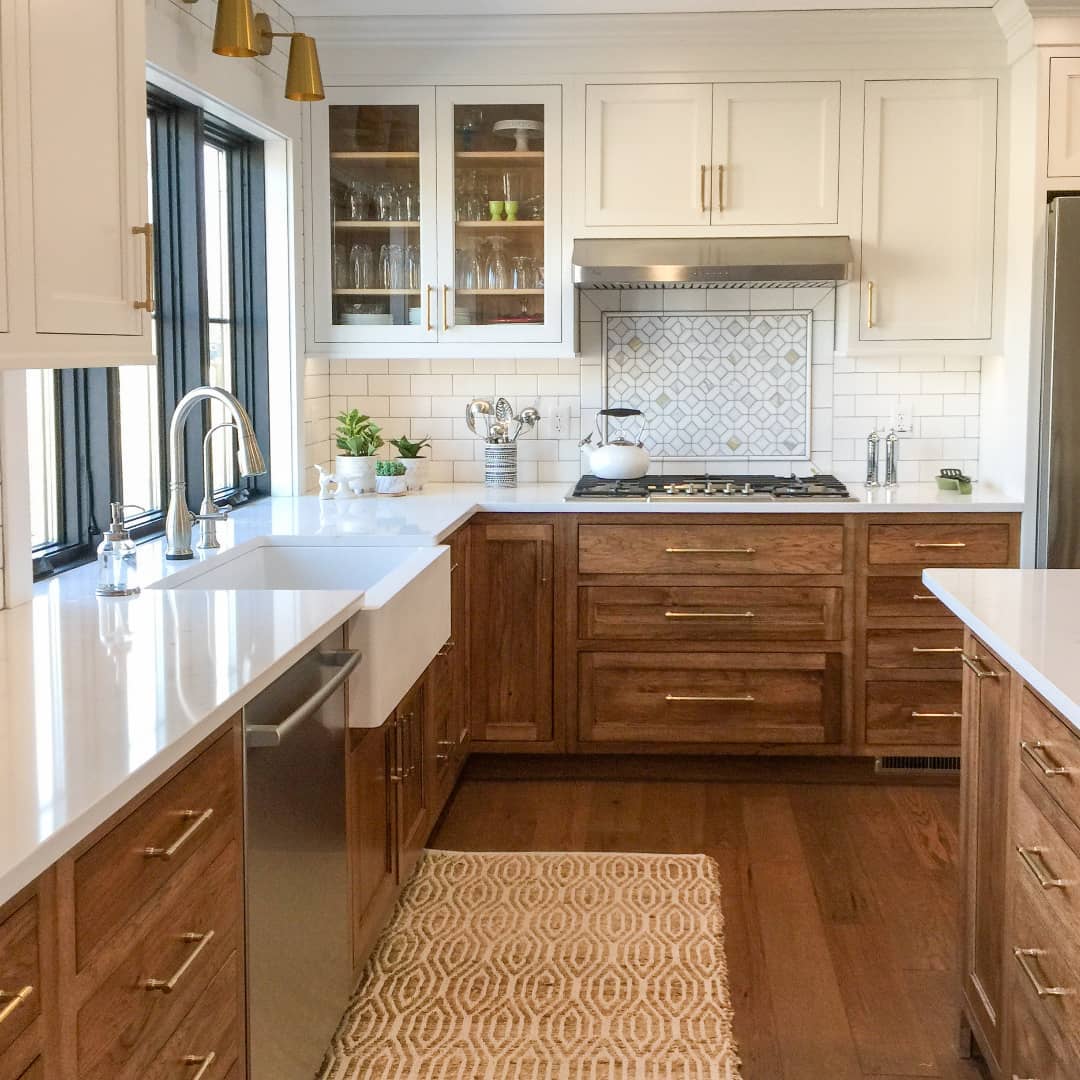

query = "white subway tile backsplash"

[749,286,794,310]
[369,374,413,396]
[945,355,981,371]
[410,374,454,395]
[901,355,943,372]
[452,374,497,397]
[921,372,967,394]
[494,374,539,397]
[390,396,431,417]
[876,372,923,395]
[330,373,367,396]
[346,358,389,375]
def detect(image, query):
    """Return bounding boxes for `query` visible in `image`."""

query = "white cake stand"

[492,119,544,152]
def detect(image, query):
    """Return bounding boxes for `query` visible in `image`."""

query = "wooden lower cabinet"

[395,683,429,884]
[864,678,962,746]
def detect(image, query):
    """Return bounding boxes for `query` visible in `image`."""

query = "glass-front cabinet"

[310,85,561,349]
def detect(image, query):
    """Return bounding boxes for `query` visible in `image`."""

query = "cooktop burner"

[567,473,853,502]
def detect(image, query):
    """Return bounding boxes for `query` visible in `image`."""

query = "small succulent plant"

[390,435,431,459]
[336,410,384,457]
[375,460,407,477]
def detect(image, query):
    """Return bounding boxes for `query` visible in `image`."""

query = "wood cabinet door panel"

[579,652,839,746]
[580,585,842,641]
[866,627,964,670]
[1019,687,1080,826]
[449,533,470,757]
[864,679,962,746]
[865,576,955,619]
[396,686,429,881]
[1010,977,1080,1079]
[0,897,40,1059]
[578,523,844,575]
[866,523,1011,568]
[74,731,237,969]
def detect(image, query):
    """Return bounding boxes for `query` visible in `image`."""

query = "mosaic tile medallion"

[603,310,812,460]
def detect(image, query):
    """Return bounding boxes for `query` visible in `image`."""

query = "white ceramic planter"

[398,457,427,491]
[375,474,408,496]
[335,454,377,493]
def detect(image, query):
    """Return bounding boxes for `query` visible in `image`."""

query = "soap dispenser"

[96,503,144,597]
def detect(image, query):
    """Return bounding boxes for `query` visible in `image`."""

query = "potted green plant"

[389,435,431,491]
[335,410,384,493]
[375,459,408,496]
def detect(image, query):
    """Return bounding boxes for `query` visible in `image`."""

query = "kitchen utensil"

[937,467,972,493]
[579,407,650,480]
[517,406,540,439]
[489,421,508,443]
[494,397,514,424]
[465,399,494,438]
[493,119,544,152]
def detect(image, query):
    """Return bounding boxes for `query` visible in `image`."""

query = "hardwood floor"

[431,778,989,1080]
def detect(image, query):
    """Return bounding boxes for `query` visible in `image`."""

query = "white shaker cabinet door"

[860,79,997,343]
[711,82,840,226]
[1048,58,1080,177]
[585,83,713,227]
[25,0,149,339]
[0,0,12,335]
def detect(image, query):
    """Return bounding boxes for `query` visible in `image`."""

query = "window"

[26,89,270,578]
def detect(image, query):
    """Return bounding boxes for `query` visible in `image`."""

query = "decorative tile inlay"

[604,311,812,460]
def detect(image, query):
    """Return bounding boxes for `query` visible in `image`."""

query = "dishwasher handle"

[245,649,362,748]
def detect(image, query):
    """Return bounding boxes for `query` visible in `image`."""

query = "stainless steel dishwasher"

[243,630,362,1080]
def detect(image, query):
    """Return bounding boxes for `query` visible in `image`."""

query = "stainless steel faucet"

[165,386,266,560]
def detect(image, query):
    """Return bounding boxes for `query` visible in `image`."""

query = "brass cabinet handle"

[436,738,454,763]
[716,164,725,211]
[666,693,754,703]
[1013,947,1073,997]
[450,562,460,573]
[914,541,967,549]
[389,717,402,782]
[437,639,456,656]
[700,165,707,213]
[132,223,155,313]
[144,808,214,860]
[912,593,938,601]
[144,930,215,993]
[182,1053,217,1080]
[425,284,433,332]
[664,610,754,619]
[664,547,755,555]
[911,711,962,719]
[912,646,962,654]
[1021,740,1074,776]
[442,285,450,332]
[866,280,875,329]
[0,986,33,1026]
[961,652,1000,678]
[1017,845,1070,889]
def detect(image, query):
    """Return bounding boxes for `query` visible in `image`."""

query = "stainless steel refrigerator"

[1037,195,1080,566]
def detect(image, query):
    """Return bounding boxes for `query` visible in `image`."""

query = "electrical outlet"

[546,404,573,437]
[891,400,913,434]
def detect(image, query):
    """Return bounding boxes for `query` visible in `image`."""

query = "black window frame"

[31,87,270,580]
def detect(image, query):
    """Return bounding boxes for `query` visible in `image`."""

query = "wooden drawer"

[74,730,238,968]
[864,679,962,746]
[578,524,844,575]
[0,896,41,1061]
[579,585,843,641]
[77,841,241,1080]
[578,652,841,746]
[865,576,954,620]
[866,627,964,670]
[1010,981,1079,1080]
[144,954,240,1080]
[1020,688,1080,829]
[866,522,1011,568]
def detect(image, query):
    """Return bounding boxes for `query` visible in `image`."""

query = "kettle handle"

[599,406,646,445]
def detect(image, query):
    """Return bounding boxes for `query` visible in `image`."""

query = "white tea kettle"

[579,407,651,480]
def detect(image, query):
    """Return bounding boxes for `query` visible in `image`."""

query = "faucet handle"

[194,507,230,523]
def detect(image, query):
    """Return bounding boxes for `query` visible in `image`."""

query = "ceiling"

[287,0,993,16]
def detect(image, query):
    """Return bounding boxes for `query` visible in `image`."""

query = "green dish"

[936,475,973,494]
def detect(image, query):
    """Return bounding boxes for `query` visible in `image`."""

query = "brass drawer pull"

[912,646,962,654]
[664,610,754,619]
[144,930,215,993]
[450,562,460,573]
[1017,845,1070,889]
[664,547,756,555]
[716,164,725,211]
[183,1053,217,1080]
[132,222,155,313]
[442,285,450,332]
[961,652,1000,678]
[1013,947,1073,997]
[436,738,454,764]
[700,164,707,213]
[866,280,875,329]
[1021,740,1074,776]
[144,808,215,860]
[666,693,754,703]
[913,541,967,548]
[912,593,938,601]
[0,986,33,1026]
[438,639,456,656]
[424,284,433,333]
[911,711,962,719]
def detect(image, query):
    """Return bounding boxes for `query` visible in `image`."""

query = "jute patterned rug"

[320,850,742,1080]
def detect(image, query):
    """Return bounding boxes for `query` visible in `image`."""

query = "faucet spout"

[165,386,266,560]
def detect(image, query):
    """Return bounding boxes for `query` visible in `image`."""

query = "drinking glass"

[381,244,406,289]
[487,237,511,291]
[349,242,376,289]
[405,243,421,290]
[375,182,396,222]
[347,181,370,221]
[511,255,535,290]
[333,244,348,288]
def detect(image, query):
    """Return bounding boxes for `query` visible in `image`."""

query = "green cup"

[488,200,505,221]
[504,200,519,221]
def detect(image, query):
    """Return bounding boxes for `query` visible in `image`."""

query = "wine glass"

[487,237,511,290]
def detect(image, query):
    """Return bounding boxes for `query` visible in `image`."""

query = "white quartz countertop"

[0,480,1023,907]
[922,569,1080,733]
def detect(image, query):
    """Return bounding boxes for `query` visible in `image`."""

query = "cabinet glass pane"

[452,102,545,329]
[329,105,423,327]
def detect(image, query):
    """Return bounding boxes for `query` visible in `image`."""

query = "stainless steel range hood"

[571,236,853,289]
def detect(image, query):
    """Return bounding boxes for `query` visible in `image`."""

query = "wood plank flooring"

[430,779,988,1080]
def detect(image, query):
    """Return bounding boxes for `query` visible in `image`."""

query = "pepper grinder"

[884,429,899,488]
[865,429,881,488]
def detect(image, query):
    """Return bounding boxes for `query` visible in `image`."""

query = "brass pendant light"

[212,0,259,57]
[252,13,325,102]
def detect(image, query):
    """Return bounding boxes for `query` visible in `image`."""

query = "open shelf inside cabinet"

[455,151,544,162]
[334,221,421,230]
[331,151,420,161]
[457,220,544,229]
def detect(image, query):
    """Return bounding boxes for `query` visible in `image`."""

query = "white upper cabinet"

[584,83,713,228]
[860,79,997,343]
[0,0,152,369]
[711,82,840,226]
[1048,58,1080,177]
[584,80,841,228]
[0,0,11,336]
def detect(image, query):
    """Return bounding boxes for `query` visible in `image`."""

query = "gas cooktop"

[566,473,854,502]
